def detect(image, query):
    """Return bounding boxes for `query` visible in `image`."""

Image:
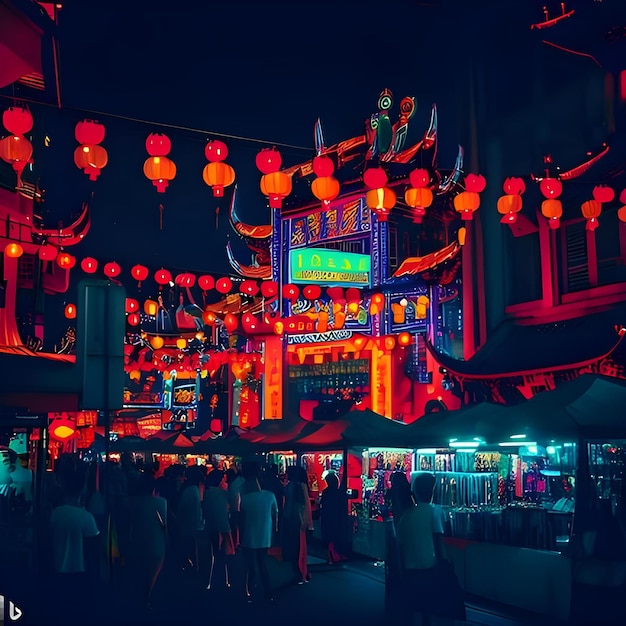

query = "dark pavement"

[6,537,564,626]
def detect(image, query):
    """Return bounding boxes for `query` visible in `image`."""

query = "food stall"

[406,374,626,622]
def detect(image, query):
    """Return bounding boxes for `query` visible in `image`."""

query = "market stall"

[406,374,626,622]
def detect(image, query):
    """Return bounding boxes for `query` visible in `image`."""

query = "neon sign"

[290,248,371,287]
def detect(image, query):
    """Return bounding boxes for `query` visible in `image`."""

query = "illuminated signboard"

[289,247,371,287]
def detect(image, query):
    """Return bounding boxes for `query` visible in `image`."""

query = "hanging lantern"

[198,275,215,293]
[302,285,322,300]
[209,418,222,434]
[202,309,216,325]
[404,187,433,224]
[240,280,260,296]
[261,280,278,298]
[39,245,57,261]
[223,313,238,332]
[363,167,388,189]
[0,135,33,178]
[176,338,187,349]
[174,272,196,288]
[2,107,33,135]
[80,257,98,273]
[465,174,487,193]
[326,286,345,304]
[150,336,164,349]
[592,185,615,204]
[581,199,602,231]
[125,298,139,313]
[539,177,563,229]
[49,416,76,441]
[497,177,525,224]
[503,177,525,195]
[618,189,626,223]
[256,147,282,174]
[103,261,121,279]
[64,303,77,319]
[4,242,23,258]
[131,264,149,287]
[365,187,396,221]
[144,299,159,316]
[215,277,233,294]
[143,155,176,193]
[539,177,562,199]
[453,174,486,221]
[203,161,236,197]
[154,268,172,286]
[260,171,292,209]
[127,312,140,326]
[313,155,334,177]
[384,336,396,351]
[57,252,76,269]
[369,292,385,315]
[311,176,340,205]
[145,133,171,156]
[75,120,105,145]
[398,332,412,346]
[409,168,430,189]
[282,284,300,302]
[205,139,228,162]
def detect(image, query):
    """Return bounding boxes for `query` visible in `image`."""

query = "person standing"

[320,471,348,564]
[239,462,278,603]
[176,466,203,572]
[202,469,234,590]
[127,473,168,610]
[281,465,313,584]
[226,467,244,548]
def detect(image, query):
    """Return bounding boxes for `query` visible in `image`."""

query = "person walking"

[202,469,234,590]
[226,467,244,548]
[127,473,168,610]
[281,465,313,584]
[239,461,278,603]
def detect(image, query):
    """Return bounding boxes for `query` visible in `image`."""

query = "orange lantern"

[80,257,98,273]
[64,303,77,319]
[453,191,480,220]
[496,194,523,223]
[143,156,176,192]
[144,299,158,316]
[150,336,164,349]
[73,144,108,181]
[311,176,340,205]
[369,292,385,315]
[57,252,76,269]
[365,187,396,221]
[404,187,433,224]
[0,134,33,178]
[223,313,238,332]
[202,309,216,325]
[203,161,236,197]
[384,336,396,351]
[4,242,23,258]
[398,332,412,346]
[260,171,292,209]
[541,199,563,230]
[581,199,602,231]
[176,338,187,349]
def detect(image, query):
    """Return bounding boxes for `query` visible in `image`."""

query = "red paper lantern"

[203,309,216,325]
[202,161,235,197]
[223,313,238,332]
[539,178,562,199]
[503,177,525,195]
[73,144,108,181]
[145,133,171,156]
[256,148,282,174]
[75,120,105,145]
[260,171,292,209]
[64,303,76,319]
[2,107,33,135]
[365,187,396,221]
[592,185,615,204]
[282,284,300,301]
[154,268,173,286]
[311,176,340,205]
[240,280,260,296]
[4,243,23,258]
[131,264,149,285]
[453,191,481,220]
[209,418,222,434]
[80,257,98,273]
[363,167,388,189]
[313,155,334,177]
[127,312,140,326]
[346,288,360,304]
[39,245,57,261]
[143,156,176,192]
[327,286,345,303]
[216,277,233,294]
[104,262,121,278]
[205,140,228,162]
[541,199,563,229]
[57,252,76,269]
[464,174,487,193]
[260,280,278,298]
[0,135,33,169]
[175,273,196,288]
[198,275,215,292]
[409,168,430,188]
[125,298,139,313]
[302,285,322,300]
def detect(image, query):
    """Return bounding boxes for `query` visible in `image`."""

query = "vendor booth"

[406,374,626,622]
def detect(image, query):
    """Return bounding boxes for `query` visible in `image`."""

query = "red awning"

[393,241,461,277]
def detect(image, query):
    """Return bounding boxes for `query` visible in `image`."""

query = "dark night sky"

[6,0,626,302]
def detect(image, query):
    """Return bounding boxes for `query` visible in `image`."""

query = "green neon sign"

[289,247,371,287]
